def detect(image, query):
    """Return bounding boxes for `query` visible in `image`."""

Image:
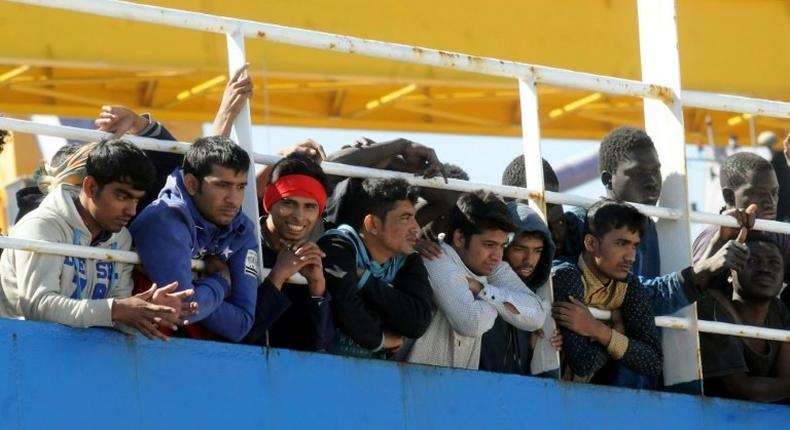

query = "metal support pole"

[226,31,264,280]
[637,0,701,389]
[518,76,560,375]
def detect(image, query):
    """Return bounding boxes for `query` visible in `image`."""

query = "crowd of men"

[0,66,787,404]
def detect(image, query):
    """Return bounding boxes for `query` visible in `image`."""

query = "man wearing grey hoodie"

[479,202,558,375]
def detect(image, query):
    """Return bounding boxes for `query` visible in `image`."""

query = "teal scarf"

[323,224,407,358]
[323,224,406,288]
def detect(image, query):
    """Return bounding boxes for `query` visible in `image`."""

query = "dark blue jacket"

[242,227,334,351]
[130,168,259,342]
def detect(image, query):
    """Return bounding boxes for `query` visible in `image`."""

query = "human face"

[505,233,544,281]
[87,181,145,233]
[585,227,640,281]
[187,166,247,226]
[453,228,509,276]
[266,195,320,243]
[727,169,779,220]
[733,241,784,301]
[546,203,566,254]
[372,200,420,257]
[605,146,662,206]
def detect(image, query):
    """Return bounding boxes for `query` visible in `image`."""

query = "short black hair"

[444,163,470,181]
[585,199,647,239]
[501,156,559,190]
[719,151,774,190]
[86,139,156,191]
[51,142,86,166]
[270,152,329,193]
[345,177,419,230]
[183,136,250,182]
[0,129,8,154]
[444,191,517,246]
[598,127,656,174]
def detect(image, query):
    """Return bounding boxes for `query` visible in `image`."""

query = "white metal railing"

[590,309,790,343]
[5,116,790,236]
[2,112,790,343]
[7,0,790,120]
[3,0,790,388]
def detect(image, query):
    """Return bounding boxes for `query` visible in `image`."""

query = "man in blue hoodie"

[130,136,259,342]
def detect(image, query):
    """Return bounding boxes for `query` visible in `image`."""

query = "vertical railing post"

[226,30,264,279]
[518,76,560,375]
[637,0,702,390]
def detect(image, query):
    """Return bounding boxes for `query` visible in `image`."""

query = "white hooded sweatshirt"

[0,185,133,327]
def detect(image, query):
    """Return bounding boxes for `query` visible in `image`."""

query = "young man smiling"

[318,177,433,358]
[0,140,195,340]
[407,192,546,370]
[130,136,259,342]
[242,154,334,351]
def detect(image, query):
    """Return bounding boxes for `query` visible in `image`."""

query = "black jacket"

[318,233,433,352]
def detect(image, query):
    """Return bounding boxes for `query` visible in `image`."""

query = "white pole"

[518,76,560,374]
[637,0,700,387]
[637,0,693,274]
[225,31,264,280]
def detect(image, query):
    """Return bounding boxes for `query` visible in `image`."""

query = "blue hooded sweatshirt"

[130,168,259,342]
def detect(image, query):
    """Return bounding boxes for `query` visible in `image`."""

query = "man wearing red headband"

[242,153,334,351]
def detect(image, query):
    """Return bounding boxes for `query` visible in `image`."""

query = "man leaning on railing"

[0,139,197,339]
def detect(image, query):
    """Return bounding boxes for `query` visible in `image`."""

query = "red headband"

[263,174,328,214]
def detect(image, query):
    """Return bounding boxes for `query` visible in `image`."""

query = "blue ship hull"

[1,319,787,429]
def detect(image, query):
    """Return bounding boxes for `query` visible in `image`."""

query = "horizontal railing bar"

[3,235,786,342]
[0,235,203,270]
[0,236,310,283]
[591,308,790,343]
[5,0,662,99]
[11,117,790,229]
[6,0,790,119]
[689,211,790,235]
[0,117,191,154]
[0,117,680,220]
[682,90,790,120]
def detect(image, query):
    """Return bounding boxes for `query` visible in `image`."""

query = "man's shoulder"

[132,199,190,231]
[696,292,736,323]
[9,206,68,242]
[317,232,356,256]
[107,228,133,251]
[768,298,790,329]
[552,261,580,277]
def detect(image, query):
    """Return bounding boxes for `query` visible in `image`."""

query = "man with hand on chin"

[242,154,334,351]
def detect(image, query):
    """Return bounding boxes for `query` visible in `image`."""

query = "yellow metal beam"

[548,92,604,119]
[349,84,418,118]
[394,104,505,127]
[7,85,119,107]
[0,65,31,85]
[159,75,227,109]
